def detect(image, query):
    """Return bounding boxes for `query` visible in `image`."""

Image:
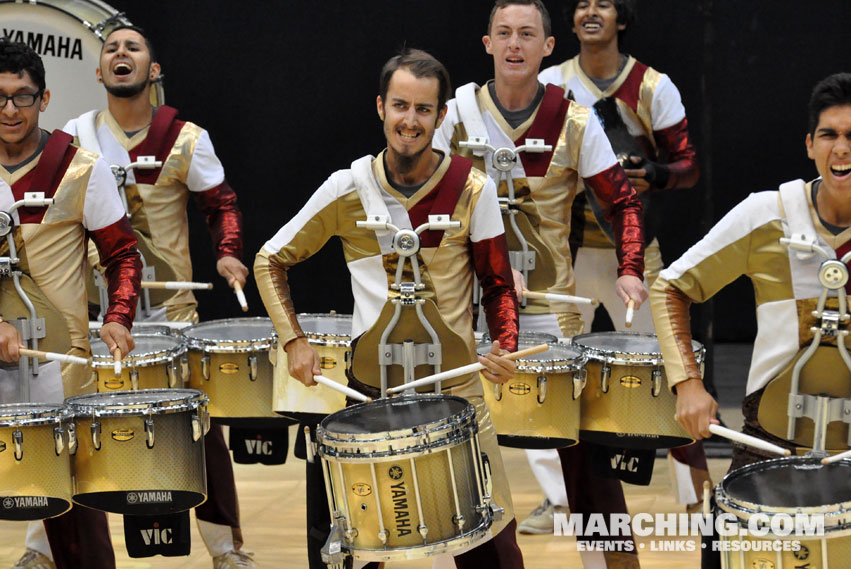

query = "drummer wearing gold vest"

[255,49,525,568]
[651,72,851,567]
[0,40,141,569]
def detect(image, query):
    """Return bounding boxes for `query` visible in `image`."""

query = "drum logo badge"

[619,376,642,388]
[388,466,412,537]
[793,545,809,561]
[320,357,337,369]
[388,465,404,480]
[750,559,774,569]
[2,498,13,509]
[127,491,172,505]
[219,363,239,374]
[112,429,135,442]
[509,383,531,395]
[352,483,372,497]
[104,379,125,390]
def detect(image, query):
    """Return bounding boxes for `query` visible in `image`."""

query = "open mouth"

[506,56,524,65]
[830,163,851,178]
[113,63,133,76]
[582,21,602,32]
[398,130,421,141]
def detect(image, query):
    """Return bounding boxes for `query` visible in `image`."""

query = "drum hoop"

[515,356,587,373]
[90,334,187,368]
[0,403,73,427]
[296,313,353,346]
[66,388,208,416]
[181,317,274,353]
[0,0,132,39]
[571,332,705,366]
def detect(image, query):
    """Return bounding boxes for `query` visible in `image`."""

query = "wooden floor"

[0,425,731,568]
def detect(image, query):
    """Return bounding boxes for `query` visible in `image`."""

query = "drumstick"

[19,348,89,366]
[313,374,372,403]
[625,299,635,328]
[707,424,791,456]
[702,481,711,517]
[822,449,851,465]
[386,343,550,395]
[233,281,249,312]
[140,281,213,290]
[523,290,597,306]
[113,347,122,377]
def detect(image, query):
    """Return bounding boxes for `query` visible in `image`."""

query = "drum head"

[182,318,273,343]
[722,457,851,509]
[91,334,182,359]
[66,388,205,415]
[479,332,582,372]
[321,395,469,434]
[573,332,702,361]
[298,313,352,338]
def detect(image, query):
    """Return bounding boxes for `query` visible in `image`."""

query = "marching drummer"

[0,39,141,569]
[60,25,256,569]
[650,72,851,567]
[431,1,645,566]
[255,49,525,568]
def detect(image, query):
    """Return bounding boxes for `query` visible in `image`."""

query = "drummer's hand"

[217,256,249,289]
[615,275,648,309]
[478,341,515,385]
[624,156,651,194]
[0,321,23,362]
[511,268,526,302]
[674,378,719,440]
[100,322,134,356]
[286,337,321,387]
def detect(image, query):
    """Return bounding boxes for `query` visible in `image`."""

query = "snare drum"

[0,0,163,131]
[90,333,187,391]
[66,389,208,515]
[479,332,586,449]
[571,332,698,448]
[317,395,495,562]
[0,404,73,520]
[274,313,352,422]
[183,318,278,425]
[715,456,851,568]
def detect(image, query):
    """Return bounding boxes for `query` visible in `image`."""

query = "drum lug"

[145,415,155,449]
[489,502,505,522]
[417,524,428,541]
[181,355,189,383]
[53,425,64,456]
[249,355,258,381]
[601,364,611,394]
[201,354,211,380]
[652,368,662,398]
[452,514,466,531]
[537,375,547,404]
[91,419,102,451]
[130,368,139,391]
[12,428,22,461]
[378,529,389,544]
[167,361,177,388]
[191,413,203,442]
[67,422,78,456]
[573,370,586,400]
[493,382,503,401]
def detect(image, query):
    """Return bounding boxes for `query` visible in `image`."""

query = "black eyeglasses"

[0,90,44,108]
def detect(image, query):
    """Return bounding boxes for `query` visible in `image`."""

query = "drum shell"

[70,408,206,515]
[187,349,277,423]
[91,334,187,392]
[0,420,72,520]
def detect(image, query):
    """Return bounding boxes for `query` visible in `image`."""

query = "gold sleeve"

[650,277,702,391]
[254,249,305,348]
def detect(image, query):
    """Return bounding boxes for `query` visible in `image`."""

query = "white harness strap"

[350,156,394,255]
[779,179,830,260]
[455,82,488,157]
[75,110,103,157]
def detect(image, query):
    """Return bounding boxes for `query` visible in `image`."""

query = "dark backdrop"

[107,0,850,343]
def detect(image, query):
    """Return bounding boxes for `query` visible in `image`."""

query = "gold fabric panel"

[635,65,663,143]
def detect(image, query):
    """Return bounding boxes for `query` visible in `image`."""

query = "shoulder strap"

[779,179,826,260]
[455,83,488,156]
[28,131,74,194]
[417,155,473,248]
[75,110,102,157]
[136,105,179,160]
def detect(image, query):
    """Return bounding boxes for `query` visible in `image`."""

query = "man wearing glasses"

[0,39,141,569]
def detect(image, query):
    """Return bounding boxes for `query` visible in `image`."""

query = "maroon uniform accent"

[129,105,183,185]
[513,84,570,177]
[44,507,115,569]
[407,155,472,248]
[12,131,77,224]
[583,164,645,279]
[654,118,700,190]
[194,180,244,260]
[89,216,141,329]
[473,233,519,352]
[611,60,649,113]
[836,240,851,296]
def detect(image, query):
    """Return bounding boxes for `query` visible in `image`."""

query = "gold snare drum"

[480,332,586,449]
[66,389,208,515]
[571,332,698,448]
[91,333,187,392]
[183,318,279,425]
[317,395,496,562]
[715,456,851,568]
[0,404,73,520]
[274,313,352,422]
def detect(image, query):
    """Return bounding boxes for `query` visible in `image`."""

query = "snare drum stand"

[461,138,550,322]
[93,157,162,319]
[780,236,851,455]
[0,193,55,403]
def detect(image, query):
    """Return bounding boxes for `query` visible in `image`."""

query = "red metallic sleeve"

[654,118,699,190]
[193,180,243,260]
[472,233,519,352]
[89,216,142,329]
[584,164,645,279]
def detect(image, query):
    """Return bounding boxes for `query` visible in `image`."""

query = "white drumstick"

[702,480,711,517]
[141,281,213,290]
[822,449,851,465]
[313,374,372,403]
[234,281,248,312]
[19,348,89,366]
[625,299,635,328]
[113,347,122,377]
[386,343,550,395]
[708,424,791,456]
[523,290,597,306]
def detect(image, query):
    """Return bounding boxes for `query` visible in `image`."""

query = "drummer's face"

[0,71,48,147]
[98,29,159,98]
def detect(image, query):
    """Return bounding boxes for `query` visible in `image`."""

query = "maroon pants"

[196,423,241,531]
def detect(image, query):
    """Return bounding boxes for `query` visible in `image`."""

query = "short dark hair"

[103,24,157,63]
[379,49,451,110]
[0,39,46,91]
[489,0,552,37]
[808,73,851,136]
[564,0,637,42]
